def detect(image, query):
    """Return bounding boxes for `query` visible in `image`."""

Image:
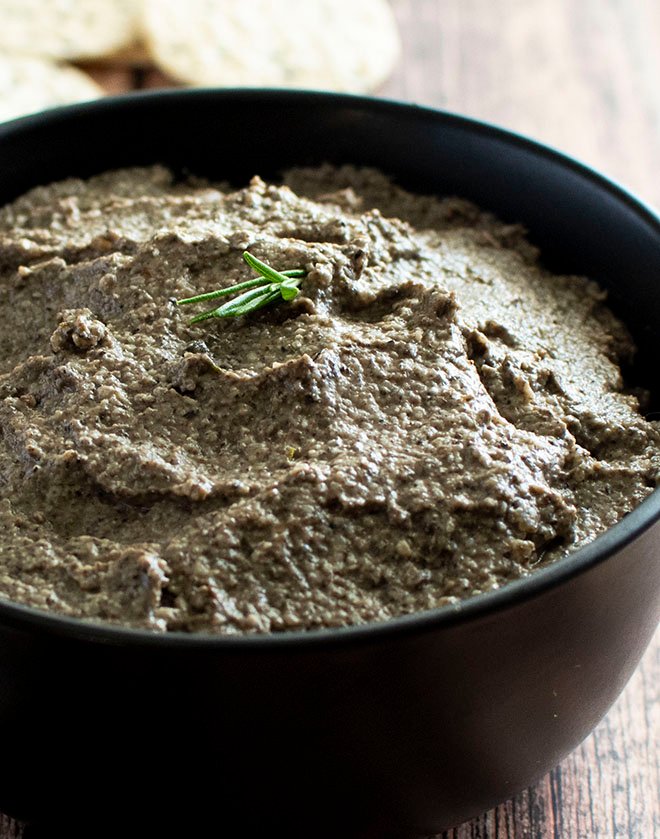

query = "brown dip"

[0,164,658,633]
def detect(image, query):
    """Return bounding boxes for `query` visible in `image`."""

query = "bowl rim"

[0,87,659,650]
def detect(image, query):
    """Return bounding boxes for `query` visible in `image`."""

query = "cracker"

[0,0,139,62]
[142,0,401,92]
[0,56,102,123]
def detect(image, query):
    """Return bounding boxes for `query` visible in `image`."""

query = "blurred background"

[0,0,658,208]
[0,1,658,837]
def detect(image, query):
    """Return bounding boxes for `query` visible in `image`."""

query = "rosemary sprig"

[177,251,306,323]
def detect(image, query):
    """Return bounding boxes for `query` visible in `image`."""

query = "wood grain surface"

[2,1,659,837]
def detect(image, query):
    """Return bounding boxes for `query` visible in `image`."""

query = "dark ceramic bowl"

[0,91,658,839]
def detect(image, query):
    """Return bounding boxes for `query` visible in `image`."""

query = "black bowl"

[0,90,658,838]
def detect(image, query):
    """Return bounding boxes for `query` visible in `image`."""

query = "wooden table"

[1,1,658,836]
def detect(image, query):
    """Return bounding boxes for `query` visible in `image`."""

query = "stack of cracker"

[0,0,136,121]
[0,0,400,123]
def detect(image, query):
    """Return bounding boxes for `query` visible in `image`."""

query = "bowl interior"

[0,89,659,646]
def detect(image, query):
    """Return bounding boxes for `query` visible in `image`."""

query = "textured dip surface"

[0,164,658,633]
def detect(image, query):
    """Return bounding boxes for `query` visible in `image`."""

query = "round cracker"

[0,0,139,62]
[143,0,401,92]
[0,55,102,123]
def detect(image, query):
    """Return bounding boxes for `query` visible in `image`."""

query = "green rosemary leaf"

[178,251,306,322]
[242,251,292,285]
[231,286,282,316]
[177,269,304,306]
[177,276,268,306]
[280,278,301,301]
